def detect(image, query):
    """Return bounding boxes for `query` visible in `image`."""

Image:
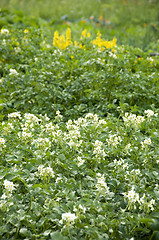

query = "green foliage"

[0,0,159,50]
[0,19,158,120]
[0,110,159,239]
[0,5,159,240]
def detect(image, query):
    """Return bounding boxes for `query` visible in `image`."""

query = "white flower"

[38,165,44,172]
[106,134,122,148]
[56,177,62,183]
[147,57,154,62]
[4,180,15,192]
[77,156,85,167]
[74,204,86,213]
[109,52,117,58]
[2,39,6,45]
[1,193,7,200]
[15,47,21,53]
[139,194,145,204]
[8,112,21,119]
[99,119,107,124]
[141,137,151,149]
[144,138,151,145]
[150,199,155,205]
[126,187,140,204]
[1,28,9,35]
[79,204,86,213]
[21,131,32,138]
[135,169,140,175]
[68,139,75,148]
[85,113,94,119]
[123,112,145,129]
[0,138,5,144]
[38,165,54,177]
[9,69,18,76]
[96,174,109,193]
[46,166,54,177]
[94,140,103,147]
[56,110,61,115]
[24,113,41,123]
[61,212,77,224]
[55,110,63,119]
[0,78,4,83]
[144,109,154,118]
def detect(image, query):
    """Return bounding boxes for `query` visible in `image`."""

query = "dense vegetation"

[0,1,159,239]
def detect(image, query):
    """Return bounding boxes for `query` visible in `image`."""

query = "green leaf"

[151,219,159,231]
[19,228,29,237]
[50,231,69,240]
[58,154,66,161]
[139,218,153,225]
[43,230,51,236]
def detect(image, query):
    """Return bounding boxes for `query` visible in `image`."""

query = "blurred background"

[0,0,159,51]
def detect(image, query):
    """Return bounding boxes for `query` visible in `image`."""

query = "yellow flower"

[74,41,78,47]
[53,28,72,50]
[53,30,59,47]
[24,29,29,33]
[66,28,72,46]
[81,29,87,38]
[81,30,91,40]
[92,31,116,50]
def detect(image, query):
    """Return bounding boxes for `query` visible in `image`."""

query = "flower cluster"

[125,169,142,182]
[24,113,41,124]
[123,112,145,129]
[77,156,85,167]
[4,180,15,192]
[93,140,106,158]
[8,112,21,119]
[0,108,157,238]
[141,137,151,149]
[92,32,117,50]
[43,122,55,132]
[144,109,155,118]
[144,109,158,121]
[55,110,63,120]
[0,137,6,149]
[106,134,122,148]
[139,194,155,212]
[96,173,109,194]
[31,137,51,150]
[124,143,132,154]
[53,28,117,51]
[1,122,14,133]
[113,158,129,171]
[80,29,91,39]
[18,131,32,139]
[1,28,9,35]
[60,212,77,224]
[9,69,18,76]
[53,28,72,50]
[1,180,16,210]
[37,165,55,178]
[0,137,5,145]
[124,187,155,212]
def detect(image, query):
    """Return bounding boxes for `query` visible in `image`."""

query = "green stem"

[67,222,72,239]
